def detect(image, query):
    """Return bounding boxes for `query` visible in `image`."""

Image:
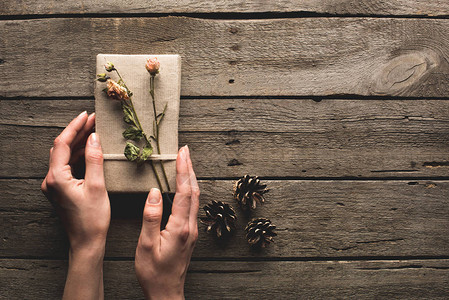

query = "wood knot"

[371,50,439,95]
[229,27,239,34]
[230,44,240,51]
[228,158,243,166]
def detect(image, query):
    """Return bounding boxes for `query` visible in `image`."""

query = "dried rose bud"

[104,62,115,72]
[106,79,129,101]
[145,57,160,75]
[96,73,110,82]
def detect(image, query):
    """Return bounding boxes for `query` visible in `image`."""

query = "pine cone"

[233,175,269,211]
[200,200,237,238]
[245,218,277,248]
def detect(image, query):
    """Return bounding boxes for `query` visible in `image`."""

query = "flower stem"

[129,97,165,193]
[150,161,164,193]
[150,75,171,191]
[116,70,165,193]
[114,69,129,91]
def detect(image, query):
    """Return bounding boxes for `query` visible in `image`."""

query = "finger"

[139,188,163,251]
[185,146,200,232]
[72,113,96,151]
[171,146,192,222]
[41,147,54,195]
[84,133,105,191]
[42,145,56,193]
[50,111,88,168]
[41,178,48,197]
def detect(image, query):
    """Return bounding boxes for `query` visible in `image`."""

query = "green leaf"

[122,126,143,141]
[135,143,153,165]
[123,114,133,125]
[122,104,135,125]
[96,73,110,82]
[140,144,153,161]
[124,142,140,162]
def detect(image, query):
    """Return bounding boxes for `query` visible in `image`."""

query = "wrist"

[144,290,184,300]
[69,234,107,257]
[69,242,106,262]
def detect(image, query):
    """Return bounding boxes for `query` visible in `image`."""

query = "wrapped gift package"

[95,54,181,193]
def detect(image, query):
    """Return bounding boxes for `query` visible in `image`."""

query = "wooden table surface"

[1,1,449,299]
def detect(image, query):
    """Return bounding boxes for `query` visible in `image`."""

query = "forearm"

[63,246,105,300]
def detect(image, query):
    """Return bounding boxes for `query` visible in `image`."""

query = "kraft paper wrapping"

[94,54,181,193]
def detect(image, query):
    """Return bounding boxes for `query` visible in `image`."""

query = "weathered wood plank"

[2,98,449,178]
[1,259,449,299]
[1,17,449,98]
[3,98,449,132]
[3,126,449,178]
[1,179,448,258]
[1,0,448,16]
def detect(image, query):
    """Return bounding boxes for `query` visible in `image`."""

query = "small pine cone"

[233,175,269,211]
[245,218,277,248]
[200,200,237,238]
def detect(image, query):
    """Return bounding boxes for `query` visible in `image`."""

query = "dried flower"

[145,57,160,75]
[106,79,129,101]
[95,61,170,193]
[96,73,110,82]
[104,62,115,72]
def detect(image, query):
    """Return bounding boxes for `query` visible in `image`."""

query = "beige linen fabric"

[95,54,181,192]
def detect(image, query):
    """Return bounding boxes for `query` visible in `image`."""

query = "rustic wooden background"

[1,1,449,299]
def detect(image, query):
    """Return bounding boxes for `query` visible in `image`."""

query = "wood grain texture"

[1,17,449,98]
[1,259,449,299]
[1,0,448,16]
[2,99,449,178]
[1,179,448,258]
[4,98,449,132]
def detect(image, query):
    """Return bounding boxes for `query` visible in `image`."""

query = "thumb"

[85,133,105,190]
[139,188,163,251]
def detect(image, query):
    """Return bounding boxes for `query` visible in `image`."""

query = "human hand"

[41,111,110,299]
[135,145,199,300]
[41,111,110,253]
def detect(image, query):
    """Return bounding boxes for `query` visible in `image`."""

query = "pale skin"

[41,111,199,300]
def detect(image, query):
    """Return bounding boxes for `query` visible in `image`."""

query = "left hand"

[42,111,110,299]
[41,111,110,254]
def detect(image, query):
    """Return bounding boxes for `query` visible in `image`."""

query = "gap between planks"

[2,256,449,262]
[1,12,449,21]
[3,95,449,101]
[2,176,449,181]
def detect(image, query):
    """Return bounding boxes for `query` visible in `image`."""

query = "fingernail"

[179,146,187,161]
[148,188,161,204]
[78,111,87,118]
[89,112,96,118]
[89,132,100,147]
[184,145,190,160]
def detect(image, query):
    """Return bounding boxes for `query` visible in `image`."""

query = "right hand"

[135,145,199,300]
